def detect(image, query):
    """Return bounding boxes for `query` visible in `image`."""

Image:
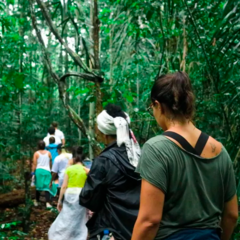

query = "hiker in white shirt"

[44,127,61,146]
[49,122,65,146]
[50,144,72,189]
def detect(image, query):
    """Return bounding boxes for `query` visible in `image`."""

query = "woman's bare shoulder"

[201,136,222,158]
[34,151,39,156]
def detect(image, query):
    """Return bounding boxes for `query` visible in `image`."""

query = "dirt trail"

[1,202,58,239]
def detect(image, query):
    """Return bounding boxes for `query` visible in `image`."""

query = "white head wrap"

[97,110,141,167]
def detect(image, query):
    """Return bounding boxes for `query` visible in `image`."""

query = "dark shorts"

[165,229,220,240]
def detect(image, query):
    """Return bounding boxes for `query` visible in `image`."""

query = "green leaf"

[14,74,24,89]
[75,87,90,96]
[0,2,5,10]
[6,0,15,4]
[66,86,75,92]
[126,95,133,103]
[85,94,95,103]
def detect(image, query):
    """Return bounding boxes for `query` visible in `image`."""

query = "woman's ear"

[154,100,165,115]
[159,103,165,115]
[154,100,164,114]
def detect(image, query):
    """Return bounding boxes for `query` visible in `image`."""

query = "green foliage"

[0,162,14,192]
[0,0,240,237]
[0,221,26,240]
[1,221,22,230]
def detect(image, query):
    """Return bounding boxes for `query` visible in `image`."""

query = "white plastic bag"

[48,188,87,240]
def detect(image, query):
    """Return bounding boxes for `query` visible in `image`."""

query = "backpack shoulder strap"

[194,132,209,156]
[162,131,197,155]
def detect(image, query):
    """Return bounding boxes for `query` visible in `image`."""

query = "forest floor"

[0,200,58,240]
[0,158,61,240]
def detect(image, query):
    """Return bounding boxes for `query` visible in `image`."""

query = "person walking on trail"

[50,144,72,191]
[48,146,89,240]
[44,127,61,146]
[132,72,238,240]
[68,146,92,169]
[49,121,65,146]
[46,137,58,165]
[32,140,57,208]
[80,104,141,240]
[67,146,83,166]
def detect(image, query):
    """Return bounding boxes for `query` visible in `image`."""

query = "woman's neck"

[74,162,83,165]
[165,119,196,132]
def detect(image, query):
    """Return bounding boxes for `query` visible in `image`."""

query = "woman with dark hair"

[32,140,57,208]
[67,146,83,166]
[48,146,89,240]
[132,72,238,240]
[68,146,92,169]
[80,104,141,240]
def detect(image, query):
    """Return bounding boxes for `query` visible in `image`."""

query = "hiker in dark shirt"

[80,104,141,240]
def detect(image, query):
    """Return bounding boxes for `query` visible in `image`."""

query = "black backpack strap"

[194,132,209,156]
[162,131,197,155]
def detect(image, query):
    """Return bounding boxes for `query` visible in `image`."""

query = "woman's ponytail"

[72,146,83,164]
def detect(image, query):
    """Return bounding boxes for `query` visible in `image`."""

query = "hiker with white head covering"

[80,104,141,240]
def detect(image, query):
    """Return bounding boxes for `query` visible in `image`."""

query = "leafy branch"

[28,0,102,153]
[35,0,92,74]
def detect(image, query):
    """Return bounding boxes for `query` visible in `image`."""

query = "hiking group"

[31,72,238,240]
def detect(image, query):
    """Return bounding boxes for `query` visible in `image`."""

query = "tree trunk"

[78,95,82,143]
[180,17,187,72]
[65,47,72,137]
[89,102,95,159]
[92,0,102,114]
[0,188,36,208]
[109,23,113,85]
[136,63,139,108]
[46,37,53,121]
[90,0,103,154]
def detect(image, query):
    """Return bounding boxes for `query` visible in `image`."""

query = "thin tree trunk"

[62,0,72,138]
[89,102,95,159]
[65,47,71,137]
[180,17,187,72]
[109,24,113,85]
[78,95,82,142]
[92,0,102,114]
[90,0,102,155]
[46,37,53,120]
[137,63,139,108]
[75,28,82,143]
